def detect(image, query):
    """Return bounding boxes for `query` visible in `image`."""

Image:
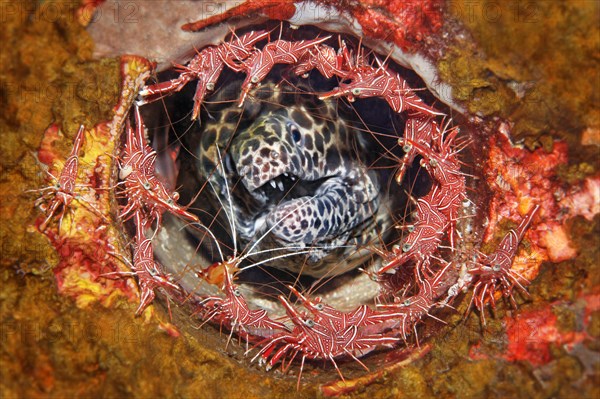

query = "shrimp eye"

[304,319,315,328]
[315,303,324,311]
[287,122,302,144]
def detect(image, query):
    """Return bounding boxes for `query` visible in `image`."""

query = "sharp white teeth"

[270,180,277,189]
[277,181,284,191]
[291,176,296,181]
[283,173,289,177]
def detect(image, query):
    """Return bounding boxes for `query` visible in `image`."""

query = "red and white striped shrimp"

[35,125,86,231]
[467,204,540,326]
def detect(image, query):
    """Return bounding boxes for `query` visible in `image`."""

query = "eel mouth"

[240,167,334,253]
[252,172,311,202]
[226,148,327,207]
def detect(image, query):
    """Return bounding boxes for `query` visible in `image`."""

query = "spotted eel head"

[195,81,386,276]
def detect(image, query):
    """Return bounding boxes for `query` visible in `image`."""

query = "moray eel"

[196,81,388,277]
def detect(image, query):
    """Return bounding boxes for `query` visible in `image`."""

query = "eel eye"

[287,122,302,144]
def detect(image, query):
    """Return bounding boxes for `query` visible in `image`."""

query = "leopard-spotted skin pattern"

[195,81,389,277]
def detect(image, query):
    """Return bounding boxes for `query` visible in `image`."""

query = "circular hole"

[132,23,484,380]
